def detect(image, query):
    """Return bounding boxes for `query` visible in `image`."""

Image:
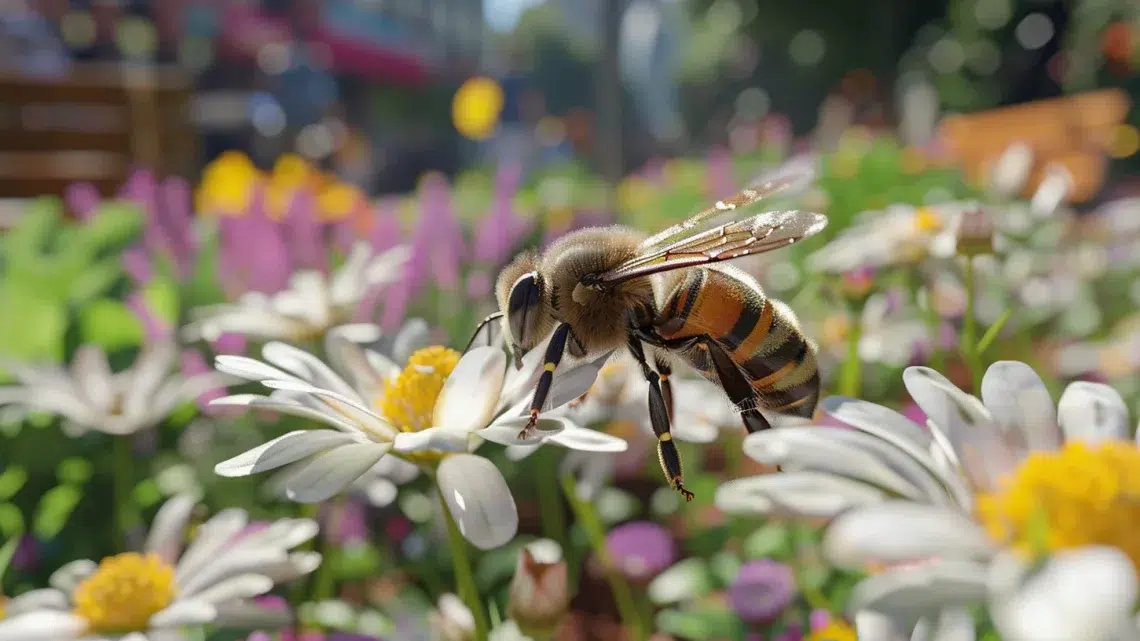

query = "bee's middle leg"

[626,333,694,502]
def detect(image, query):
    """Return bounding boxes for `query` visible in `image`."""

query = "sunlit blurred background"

[1,1,1139,640]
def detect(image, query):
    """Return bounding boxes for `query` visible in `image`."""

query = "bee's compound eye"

[507,271,543,347]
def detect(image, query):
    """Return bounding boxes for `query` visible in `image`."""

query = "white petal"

[848,560,990,621]
[211,601,292,630]
[437,454,518,550]
[209,394,364,435]
[715,471,887,518]
[329,242,374,304]
[927,608,977,641]
[48,559,96,593]
[70,344,115,413]
[435,347,507,434]
[393,427,471,453]
[175,509,248,583]
[363,478,399,507]
[213,355,302,384]
[214,430,358,477]
[258,551,322,584]
[820,397,969,505]
[0,611,87,641]
[823,501,994,569]
[183,309,308,342]
[560,450,617,501]
[323,326,385,394]
[144,493,199,563]
[149,600,218,627]
[261,342,360,401]
[854,610,911,641]
[670,419,720,444]
[989,546,1138,641]
[4,590,69,616]
[278,442,391,503]
[260,378,396,439]
[547,425,629,452]
[1057,381,1131,444]
[392,318,431,364]
[903,366,1018,492]
[981,361,1061,451]
[182,574,275,605]
[363,245,413,286]
[743,427,943,504]
[476,416,565,446]
[178,547,286,596]
[122,343,178,418]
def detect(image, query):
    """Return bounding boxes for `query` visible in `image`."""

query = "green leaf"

[78,298,144,351]
[68,260,125,304]
[977,307,1014,355]
[654,606,745,641]
[0,503,24,539]
[0,466,28,500]
[57,458,94,485]
[81,202,145,251]
[33,484,83,539]
[143,277,181,327]
[0,285,68,363]
[1,197,61,263]
[743,522,791,559]
[330,542,382,581]
[0,523,22,581]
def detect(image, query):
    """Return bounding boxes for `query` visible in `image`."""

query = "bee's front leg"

[521,322,572,440]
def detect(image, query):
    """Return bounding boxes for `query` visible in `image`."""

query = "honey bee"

[466,175,828,500]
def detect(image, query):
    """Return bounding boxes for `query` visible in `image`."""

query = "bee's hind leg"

[697,337,772,434]
[626,333,694,502]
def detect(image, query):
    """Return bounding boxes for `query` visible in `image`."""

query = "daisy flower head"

[211,323,621,549]
[717,360,1140,641]
[0,493,319,641]
[0,342,234,437]
[181,242,411,344]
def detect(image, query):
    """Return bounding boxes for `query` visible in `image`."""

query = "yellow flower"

[808,620,858,641]
[317,180,365,222]
[71,552,176,634]
[196,151,262,215]
[975,440,1140,573]
[378,346,462,464]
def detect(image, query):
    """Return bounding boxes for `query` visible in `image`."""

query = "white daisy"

[181,242,411,343]
[0,494,319,641]
[716,360,1140,640]
[211,325,623,549]
[0,342,233,437]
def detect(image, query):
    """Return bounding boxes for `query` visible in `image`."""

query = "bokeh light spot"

[1015,13,1054,51]
[789,30,825,67]
[452,77,505,141]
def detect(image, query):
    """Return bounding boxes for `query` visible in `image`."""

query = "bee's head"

[496,252,555,368]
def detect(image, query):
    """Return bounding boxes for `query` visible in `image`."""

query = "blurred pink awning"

[214,2,432,85]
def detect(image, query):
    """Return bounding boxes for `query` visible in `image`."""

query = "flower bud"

[506,539,570,639]
[430,593,475,641]
[955,207,995,257]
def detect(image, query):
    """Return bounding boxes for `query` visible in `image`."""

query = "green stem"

[535,449,566,546]
[309,502,337,602]
[440,487,490,641]
[838,300,865,398]
[960,257,983,392]
[112,437,134,547]
[561,475,647,641]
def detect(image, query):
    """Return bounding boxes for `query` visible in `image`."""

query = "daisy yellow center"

[0,595,7,620]
[975,440,1140,571]
[912,207,943,233]
[808,621,858,641]
[72,552,176,634]
[378,346,461,433]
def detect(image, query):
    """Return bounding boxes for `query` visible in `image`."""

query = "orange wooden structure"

[0,63,197,199]
[938,89,1132,203]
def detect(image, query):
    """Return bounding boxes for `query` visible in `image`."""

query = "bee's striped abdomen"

[656,266,820,420]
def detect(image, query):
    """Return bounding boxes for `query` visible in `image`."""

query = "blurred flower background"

[0,0,1138,640]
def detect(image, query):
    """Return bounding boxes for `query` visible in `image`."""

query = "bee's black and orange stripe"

[654,266,820,421]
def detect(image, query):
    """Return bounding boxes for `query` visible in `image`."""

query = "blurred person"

[0,0,69,77]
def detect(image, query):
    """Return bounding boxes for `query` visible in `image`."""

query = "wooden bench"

[0,62,197,200]
[938,89,1132,203]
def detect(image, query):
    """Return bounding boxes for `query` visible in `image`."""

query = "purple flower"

[282,188,328,273]
[64,181,101,220]
[325,499,369,545]
[727,559,797,624]
[126,290,173,342]
[605,521,676,583]
[774,623,805,641]
[810,609,832,632]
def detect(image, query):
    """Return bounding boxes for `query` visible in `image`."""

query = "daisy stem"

[440,488,491,641]
[961,257,983,392]
[112,436,135,547]
[560,474,647,641]
[535,450,566,546]
[838,299,865,398]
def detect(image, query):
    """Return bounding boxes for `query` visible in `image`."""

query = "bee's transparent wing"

[597,209,828,284]
[636,170,814,252]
